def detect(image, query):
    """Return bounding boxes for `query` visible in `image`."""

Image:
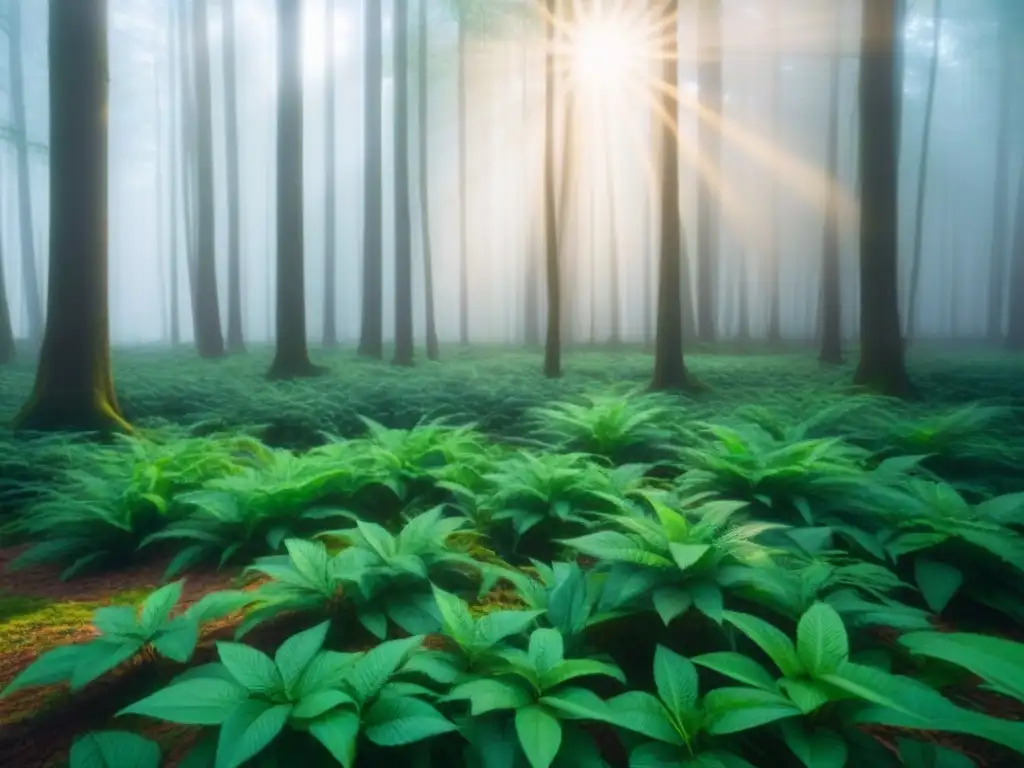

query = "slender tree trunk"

[603,143,621,345]
[522,13,541,346]
[192,0,225,358]
[853,0,912,396]
[457,20,470,345]
[987,21,1013,341]
[0,173,12,364]
[417,0,439,360]
[222,0,245,353]
[358,0,384,358]
[392,0,414,367]
[180,1,200,343]
[737,251,750,343]
[154,65,169,342]
[168,0,180,347]
[905,0,942,341]
[7,0,42,342]
[322,0,338,348]
[542,0,561,378]
[651,0,699,392]
[820,13,843,365]
[1006,162,1024,350]
[15,0,128,433]
[765,0,782,342]
[695,0,721,344]
[268,0,322,380]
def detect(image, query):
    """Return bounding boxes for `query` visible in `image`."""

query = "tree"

[322,0,339,348]
[541,0,561,378]
[222,0,245,353]
[192,0,225,358]
[268,0,323,380]
[651,0,700,392]
[417,0,440,360]
[987,12,1014,341]
[819,3,843,365]
[393,0,414,367]
[5,0,43,343]
[764,0,781,342]
[167,0,180,347]
[695,0,722,344]
[853,0,912,396]
[905,0,942,341]
[1006,162,1024,349]
[0,175,12,364]
[358,0,384,359]
[457,9,470,345]
[14,0,129,432]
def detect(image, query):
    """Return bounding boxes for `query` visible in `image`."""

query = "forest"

[0,0,1023,766]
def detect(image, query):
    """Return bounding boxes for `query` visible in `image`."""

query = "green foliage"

[69,731,161,768]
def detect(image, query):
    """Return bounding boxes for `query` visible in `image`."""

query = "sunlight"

[569,10,648,92]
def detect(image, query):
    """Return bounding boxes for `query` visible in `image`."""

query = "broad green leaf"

[476,609,544,648]
[446,678,534,715]
[653,587,692,625]
[690,583,724,624]
[70,731,161,768]
[516,705,562,768]
[913,558,962,614]
[796,603,848,676]
[346,636,423,703]
[546,658,625,688]
[704,687,802,735]
[897,738,977,768]
[898,632,1024,703]
[363,695,457,746]
[139,581,184,635]
[433,585,476,644]
[780,722,848,768]
[1,644,81,697]
[692,652,777,691]
[152,617,199,664]
[606,691,684,745]
[723,611,803,677]
[71,640,145,691]
[654,646,699,720]
[669,543,711,572]
[118,679,249,725]
[529,628,564,679]
[292,689,356,720]
[275,621,330,695]
[216,701,292,768]
[777,678,833,714]
[92,606,142,638]
[216,643,283,696]
[308,709,361,768]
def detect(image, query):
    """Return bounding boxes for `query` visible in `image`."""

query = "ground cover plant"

[1,345,1023,767]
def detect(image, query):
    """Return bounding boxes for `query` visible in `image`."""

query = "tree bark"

[358,0,384,358]
[322,0,339,348]
[695,0,721,344]
[542,0,561,378]
[820,9,843,365]
[222,0,245,353]
[191,0,225,358]
[268,0,322,380]
[0,171,13,364]
[167,0,180,347]
[765,0,781,342]
[987,20,1013,341]
[905,0,942,341]
[15,0,129,433]
[1006,160,1024,349]
[651,0,699,392]
[7,0,42,343]
[417,0,439,360]
[853,0,912,396]
[457,19,470,345]
[392,0,414,367]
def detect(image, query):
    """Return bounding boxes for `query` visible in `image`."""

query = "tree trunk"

[521,13,540,347]
[1006,160,1024,350]
[820,13,843,366]
[695,0,721,344]
[15,0,129,433]
[853,0,912,396]
[542,0,561,378]
[604,146,621,345]
[154,65,169,342]
[417,0,439,360]
[168,0,180,347]
[457,20,470,345]
[765,0,781,342]
[222,0,245,353]
[268,0,322,380]
[7,0,43,343]
[358,0,384,358]
[987,21,1013,341]
[180,0,200,343]
[651,0,699,392]
[392,0,414,367]
[0,172,13,364]
[322,0,339,348]
[191,0,225,358]
[904,0,942,341]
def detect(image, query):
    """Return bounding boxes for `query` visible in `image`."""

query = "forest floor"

[0,342,1022,767]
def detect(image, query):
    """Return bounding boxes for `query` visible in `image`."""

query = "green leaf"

[723,611,803,677]
[913,558,963,614]
[71,640,144,691]
[652,587,692,625]
[704,687,802,735]
[777,678,834,714]
[529,628,565,679]
[516,705,562,768]
[447,678,534,715]
[654,646,699,720]
[139,581,184,635]
[476,609,544,648]
[215,701,292,768]
[898,632,1024,703]
[669,543,711,572]
[691,583,724,624]
[70,731,161,768]
[363,695,457,746]
[781,722,848,768]
[692,652,777,691]
[606,691,684,745]
[0,644,81,698]
[433,585,476,644]
[308,709,361,768]
[216,643,283,696]
[346,636,423,704]
[152,617,200,663]
[897,738,977,768]
[546,658,625,688]
[796,603,849,677]
[118,679,249,725]
[92,606,142,638]
[275,621,330,695]
[292,689,356,720]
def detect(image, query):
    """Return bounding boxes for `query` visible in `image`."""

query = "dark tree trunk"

[853,0,912,396]
[820,18,843,366]
[521,14,540,347]
[392,0,414,367]
[168,0,180,347]
[222,0,245,353]
[602,125,621,345]
[180,0,200,343]
[765,0,781,342]
[322,0,339,348]
[155,69,169,341]
[542,0,561,378]
[457,20,470,345]
[268,0,322,380]
[737,252,750,344]
[695,0,721,344]
[7,0,42,342]
[905,0,941,341]
[1006,162,1024,350]
[192,0,225,358]
[987,21,1013,341]
[15,0,128,433]
[0,176,12,364]
[358,0,384,359]
[651,0,699,392]
[417,0,439,360]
